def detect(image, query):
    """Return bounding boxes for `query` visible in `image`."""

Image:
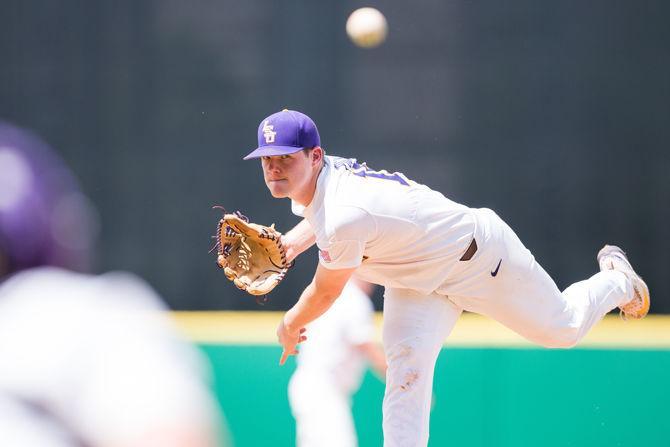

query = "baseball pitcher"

[235,109,650,447]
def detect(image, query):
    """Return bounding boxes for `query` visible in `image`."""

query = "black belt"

[459,238,478,261]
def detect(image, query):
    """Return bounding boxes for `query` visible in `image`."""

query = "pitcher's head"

[244,110,324,204]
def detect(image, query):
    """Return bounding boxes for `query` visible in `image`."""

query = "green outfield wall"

[175,313,670,447]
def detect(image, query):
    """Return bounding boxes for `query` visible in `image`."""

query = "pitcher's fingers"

[299,328,306,334]
[279,349,289,365]
[299,335,307,343]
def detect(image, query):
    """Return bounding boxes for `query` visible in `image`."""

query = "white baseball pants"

[381,208,633,447]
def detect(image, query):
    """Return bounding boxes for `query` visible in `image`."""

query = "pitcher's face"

[261,149,320,201]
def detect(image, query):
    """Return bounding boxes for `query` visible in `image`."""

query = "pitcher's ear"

[311,146,324,164]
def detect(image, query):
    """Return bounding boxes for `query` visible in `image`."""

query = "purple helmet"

[0,121,96,278]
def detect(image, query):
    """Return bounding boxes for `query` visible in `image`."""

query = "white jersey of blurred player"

[288,279,385,447]
[0,267,221,447]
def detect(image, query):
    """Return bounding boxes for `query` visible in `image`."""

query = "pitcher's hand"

[277,319,307,365]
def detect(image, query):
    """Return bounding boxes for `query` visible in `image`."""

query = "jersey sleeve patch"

[318,239,365,270]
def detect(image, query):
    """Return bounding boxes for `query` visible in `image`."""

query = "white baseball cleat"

[597,245,650,320]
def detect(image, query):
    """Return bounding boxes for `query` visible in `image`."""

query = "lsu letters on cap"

[243,109,320,160]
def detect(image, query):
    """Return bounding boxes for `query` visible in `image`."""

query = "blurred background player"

[288,278,386,447]
[0,120,224,447]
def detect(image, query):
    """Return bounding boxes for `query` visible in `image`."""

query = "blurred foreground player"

[288,279,386,447]
[0,121,222,447]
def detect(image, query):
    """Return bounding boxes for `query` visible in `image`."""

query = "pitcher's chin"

[266,184,290,199]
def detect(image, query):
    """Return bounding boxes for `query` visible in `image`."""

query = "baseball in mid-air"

[346,7,388,48]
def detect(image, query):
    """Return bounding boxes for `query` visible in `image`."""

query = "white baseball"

[346,7,388,49]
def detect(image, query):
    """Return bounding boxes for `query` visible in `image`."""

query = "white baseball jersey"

[294,280,376,393]
[292,155,476,294]
[0,394,75,447]
[0,267,218,446]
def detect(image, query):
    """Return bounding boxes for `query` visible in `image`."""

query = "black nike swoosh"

[491,259,502,277]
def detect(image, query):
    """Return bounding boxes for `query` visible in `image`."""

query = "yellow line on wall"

[171,311,670,348]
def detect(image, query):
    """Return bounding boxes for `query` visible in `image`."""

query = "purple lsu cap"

[243,109,320,160]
